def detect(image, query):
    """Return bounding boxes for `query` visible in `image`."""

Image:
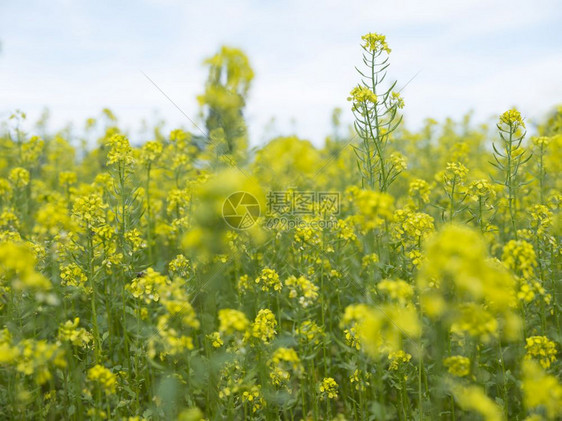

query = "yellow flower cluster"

[390,152,407,172]
[418,225,519,341]
[242,385,265,413]
[106,134,134,167]
[59,263,88,289]
[361,32,391,53]
[88,364,117,394]
[59,171,77,187]
[250,309,277,344]
[451,383,503,421]
[268,347,302,387]
[207,331,223,348]
[445,162,469,181]
[295,320,324,346]
[349,187,394,231]
[168,254,191,277]
[522,360,562,420]
[388,350,412,370]
[253,268,282,292]
[0,241,51,291]
[140,140,163,165]
[443,355,470,377]
[218,309,249,335]
[72,194,107,228]
[319,377,339,399]
[57,318,92,347]
[349,369,371,391]
[525,336,557,369]
[21,136,44,164]
[469,179,495,200]
[377,279,414,305]
[347,86,377,105]
[409,178,431,205]
[285,275,319,307]
[8,167,30,188]
[0,332,66,385]
[502,240,537,279]
[500,108,525,129]
[127,268,168,303]
[358,304,421,356]
[393,210,434,246]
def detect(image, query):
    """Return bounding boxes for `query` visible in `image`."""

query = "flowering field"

[0,33,561,421]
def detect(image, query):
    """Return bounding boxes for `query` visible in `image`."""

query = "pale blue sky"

[1,0,561,145]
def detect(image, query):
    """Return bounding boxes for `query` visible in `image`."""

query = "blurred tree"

[197,46,254,164]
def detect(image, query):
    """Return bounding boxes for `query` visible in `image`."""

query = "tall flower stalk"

[491,108,531,239]
[348,33,405,191]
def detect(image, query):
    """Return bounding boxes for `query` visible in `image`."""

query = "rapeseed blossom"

[319,377,339,399]
[525,336,557,369]
[88,364,117,394]
[0,33,559,421]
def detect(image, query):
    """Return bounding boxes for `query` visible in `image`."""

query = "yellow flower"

[57,318,92,347]
[445,162,469,181]
[451,383,503,421]
[469,179,495,201]
[500,108,525,129]
[250,309,277,344]
[417,225,519,340]
[58,171,77,187]
[319,377,338,399]
[443,355,470,377]
[168,254,191,277]
[525,336,557,369]
[450,303,498,342]
[361,32,391,53]
[502,240,537,279]
[72,194,107,228]
[21,136,44,164]
[358,304,421,356]
[8,167,30,188]
[60,263,88,289]
[377,279,414,305]
[127,268,168,304]
[285,275,319,307]
[349,369,371,391]
[347,86,377,104]
[349,187,394,231]
[207,332,223,348]
[0,329,18,364]
[393,210,434,246]
[522,360,562,420]
[391,91,405,109]
[218,309,249,335]
[140,140,163,165]
[254,268,282,292]
[295,320,324,346]
[106,134,134,167]
[268,347,302,387]
[409,178,431,204]
[88,364,117,394]
[388,350,412,370]
[242,385,265,413]
[390,152,407,171]
[0,241,51,291]
[362,253,379,268]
